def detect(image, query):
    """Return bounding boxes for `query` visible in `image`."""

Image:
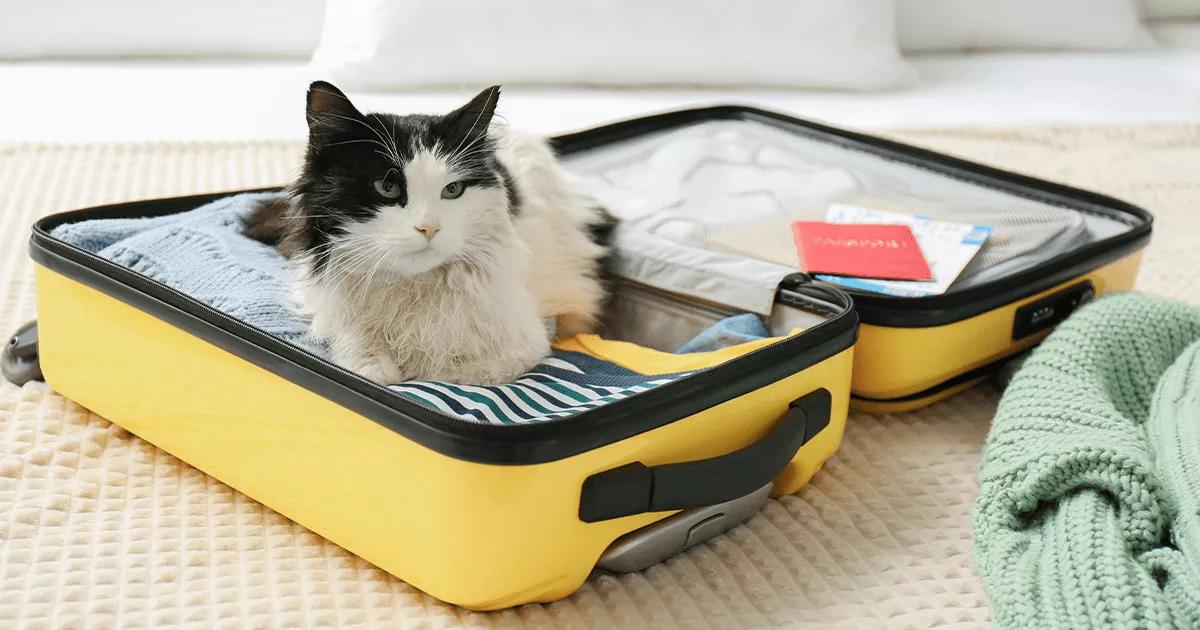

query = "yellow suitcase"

[3,106,1150,609]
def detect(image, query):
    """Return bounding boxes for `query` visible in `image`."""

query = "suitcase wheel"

[2,320,42,386]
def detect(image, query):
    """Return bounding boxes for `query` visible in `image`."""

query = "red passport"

[791,221,932,281]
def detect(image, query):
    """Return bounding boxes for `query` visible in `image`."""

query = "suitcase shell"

[28,190,858,610]
[14,105,1152,609]
[551,107,1152,412]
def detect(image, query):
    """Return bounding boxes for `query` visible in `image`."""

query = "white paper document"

[815,203,991,297]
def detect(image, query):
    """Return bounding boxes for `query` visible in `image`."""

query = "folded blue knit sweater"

[51,193,769,424]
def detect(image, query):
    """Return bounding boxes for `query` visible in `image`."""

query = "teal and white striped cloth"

[52,192,769,426]
[390,350,688,424]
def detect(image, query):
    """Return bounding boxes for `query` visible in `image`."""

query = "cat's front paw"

[350,359,405,384]
[335,348,406,384]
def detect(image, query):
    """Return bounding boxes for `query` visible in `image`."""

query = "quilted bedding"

[1,123,1198,628]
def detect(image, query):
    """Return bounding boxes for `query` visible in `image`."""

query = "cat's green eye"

[372,174,403,200]
[441,181,466,200]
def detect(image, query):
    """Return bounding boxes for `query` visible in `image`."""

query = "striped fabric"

[389,349,689,425]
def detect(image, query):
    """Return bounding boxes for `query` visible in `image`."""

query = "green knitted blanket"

[974,292,1200,629]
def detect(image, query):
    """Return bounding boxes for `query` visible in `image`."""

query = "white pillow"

[1144,0,1200,20]
[311,0,915,90]
[0,0,326,58]
[897,0,1156,52]
[1151,21,1200,47]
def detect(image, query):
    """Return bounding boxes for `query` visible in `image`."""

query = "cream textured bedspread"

[1,124,1197,629]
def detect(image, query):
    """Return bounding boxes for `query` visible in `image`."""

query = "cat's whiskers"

[324,138,392,152]
[302,232,372,257]
[383,115,404,167]
[304,240,383,286]
[319,111,403,167]
[324,248,377,284]
[322,246,388,299]
[452,237,503,277]
[358,248,397,302]
[315,134,397,165]
[297,214,364,221]
[447,147,495,174]
[444,134,494,172]
[445,87,497,164]
[368,114,405,167]
[312,234,379,278]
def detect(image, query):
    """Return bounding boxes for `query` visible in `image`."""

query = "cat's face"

[295,82,515,278]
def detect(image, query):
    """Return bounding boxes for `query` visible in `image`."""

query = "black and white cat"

[248,82,606,385]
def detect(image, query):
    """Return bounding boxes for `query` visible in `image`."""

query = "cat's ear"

[306,81,362,133]
[443,85,501,144]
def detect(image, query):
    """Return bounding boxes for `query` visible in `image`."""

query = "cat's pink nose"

[414,224,440,239]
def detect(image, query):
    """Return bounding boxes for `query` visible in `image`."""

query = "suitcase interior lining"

[601,276,833,353]
[561,118,1139,301]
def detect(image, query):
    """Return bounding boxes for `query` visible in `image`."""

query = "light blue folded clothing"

[676,313,770,354]
[51,192,319,354]
[52,192,769,424]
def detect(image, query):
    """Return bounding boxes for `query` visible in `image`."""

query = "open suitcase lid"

[552,106,1153,327]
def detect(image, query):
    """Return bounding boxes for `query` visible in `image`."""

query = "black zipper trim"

[551,106,1153,328]
[30,193,858,465]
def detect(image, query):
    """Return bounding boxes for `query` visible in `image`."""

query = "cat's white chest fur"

[304,243,550,384]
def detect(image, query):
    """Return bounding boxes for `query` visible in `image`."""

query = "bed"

[1,27,1199,629]
[1,25,1198,142]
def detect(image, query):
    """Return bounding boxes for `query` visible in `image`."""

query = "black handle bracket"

[579,388,831,522]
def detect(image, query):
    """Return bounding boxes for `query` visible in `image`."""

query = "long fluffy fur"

[248,83,605,384]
